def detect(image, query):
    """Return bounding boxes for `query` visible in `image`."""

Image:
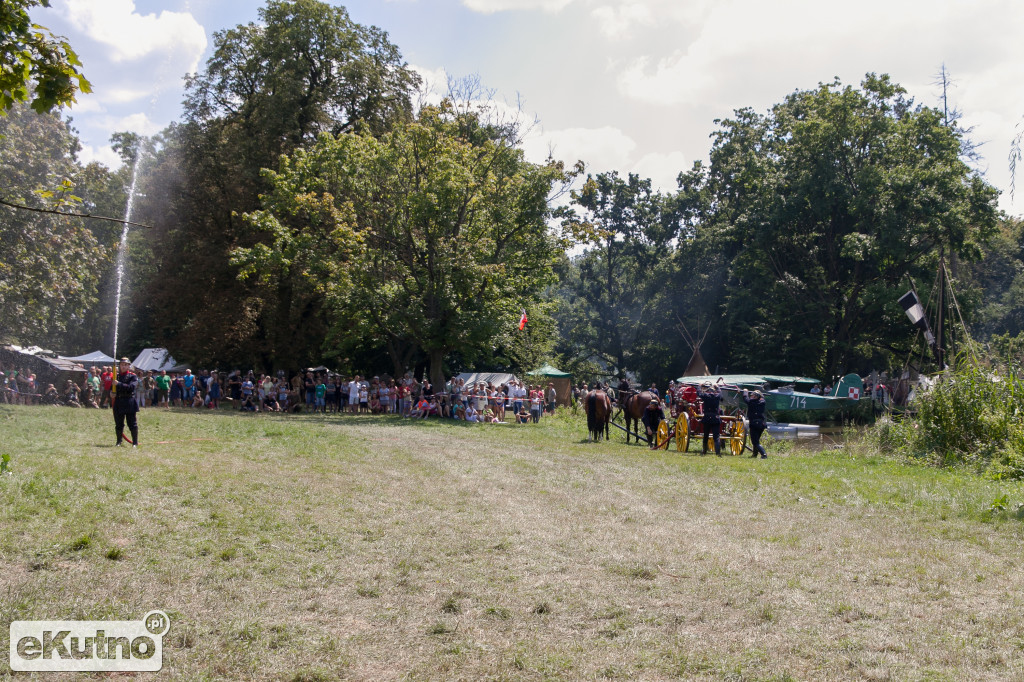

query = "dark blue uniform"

[743,393,767,458]
[642,401,665,447]
[113,370,139,446]
[698,389,722,455]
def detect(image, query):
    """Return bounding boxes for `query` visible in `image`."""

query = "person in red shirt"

[100,366,114,408]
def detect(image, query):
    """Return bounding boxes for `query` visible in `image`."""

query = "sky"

[35,0,1024,216]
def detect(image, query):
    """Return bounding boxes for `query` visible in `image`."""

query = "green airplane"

[676,373,866,422]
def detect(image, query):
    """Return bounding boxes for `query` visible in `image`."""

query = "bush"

[872,363,1024,478]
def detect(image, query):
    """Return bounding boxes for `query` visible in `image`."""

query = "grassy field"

[2,405,1023,681]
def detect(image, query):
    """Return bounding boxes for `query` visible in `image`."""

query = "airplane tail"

[832,373,864,400]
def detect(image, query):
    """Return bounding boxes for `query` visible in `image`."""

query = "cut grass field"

[2,405,1024,681]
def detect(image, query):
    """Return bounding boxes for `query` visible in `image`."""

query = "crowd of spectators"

[3,362,563,424]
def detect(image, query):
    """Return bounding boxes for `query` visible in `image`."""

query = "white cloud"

[523,126,636,172]
[411,64,450,107]
[113,112,162,136]
[77,143,122,169]
[591,1,654,39]
[62,0,207,72]
[462,0,573,13]
[67,96,104,114]
[105,87,153,104]
[632,151,688,193]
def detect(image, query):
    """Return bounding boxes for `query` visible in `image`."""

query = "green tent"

[527,364,572,406]
[528,363,571,378]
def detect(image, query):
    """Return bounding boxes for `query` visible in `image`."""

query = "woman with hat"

[742,388,768,458]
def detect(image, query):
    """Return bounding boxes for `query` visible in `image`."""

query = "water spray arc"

[112,152,143,361]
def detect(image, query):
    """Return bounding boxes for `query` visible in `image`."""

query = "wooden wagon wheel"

[675,414,690,452]
[655,421,670,449]
[728,419,748,456]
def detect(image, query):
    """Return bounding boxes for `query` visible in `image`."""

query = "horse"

[621,390,654,444]
[585,389,612,441]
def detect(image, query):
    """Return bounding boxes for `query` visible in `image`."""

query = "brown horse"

[585,390,612,441]
[622,390,654,444]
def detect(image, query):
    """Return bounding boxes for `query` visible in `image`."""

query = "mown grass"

[1,404,1023,680]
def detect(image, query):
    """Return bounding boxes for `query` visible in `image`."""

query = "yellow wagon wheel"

[675,414,690,452]
[655,421,669,449]
[729,419,747,456]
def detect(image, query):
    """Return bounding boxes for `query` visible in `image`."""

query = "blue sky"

[35,0,1024,215]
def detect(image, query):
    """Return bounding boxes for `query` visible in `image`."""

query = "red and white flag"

[518,309,528,330]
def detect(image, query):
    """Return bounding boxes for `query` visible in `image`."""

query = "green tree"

[555,171,679,382]
[237,101,571,386]
[0,102,106,345]
[143,0,420,368]
[1,0,90,114]
[966,217,1024,339]
[695,74,998,377]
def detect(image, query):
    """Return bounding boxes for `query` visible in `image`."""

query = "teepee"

[676,314,711,377]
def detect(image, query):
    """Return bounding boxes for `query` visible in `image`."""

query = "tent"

[455,372,519,389]
[60,350,116,367]
[132,348,188,373]
[526,363,572,407]
[1,345,87,388]
[677,319,711,377]
[682,348,710,377]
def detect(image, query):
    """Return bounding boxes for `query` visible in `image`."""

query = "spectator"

[183,369,195,403]
[100,366,113,408]
[142,371,155,407]
[228,372,242,405]
[315,376,327,414]
[208,372,221,409]
[156,370,170,408]
[64,380,81,407]
[530,386,543,423]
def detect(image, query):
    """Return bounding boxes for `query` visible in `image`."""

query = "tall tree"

[0,102,107,346]
[694,74,998,377]
[555,171,678,382]
[143,0,420,368]
[236,101,571,386]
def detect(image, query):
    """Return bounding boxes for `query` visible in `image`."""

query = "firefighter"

[112,357,140,447]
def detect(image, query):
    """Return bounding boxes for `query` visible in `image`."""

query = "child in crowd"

[358,384,369,413]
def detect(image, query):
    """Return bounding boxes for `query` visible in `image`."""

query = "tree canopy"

[237,101,572,385]
[0,0,90,114]
[695,74,998,378]
[141,0,422,368]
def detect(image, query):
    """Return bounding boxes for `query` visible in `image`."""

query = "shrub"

[873,363,1024,478]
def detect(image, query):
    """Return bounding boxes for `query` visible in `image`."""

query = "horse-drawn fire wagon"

[651,384,748,454]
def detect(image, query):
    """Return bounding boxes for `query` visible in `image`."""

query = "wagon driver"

[113,357,140,448]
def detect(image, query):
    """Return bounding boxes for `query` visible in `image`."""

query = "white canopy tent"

[455,372,519,387]
[132,348,188,373]
[60,350,116,366]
